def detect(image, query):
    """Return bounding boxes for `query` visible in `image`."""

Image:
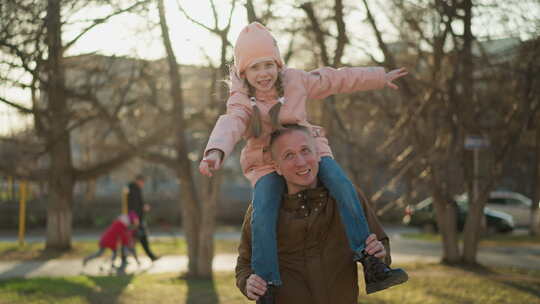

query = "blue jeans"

[251,156,371,286]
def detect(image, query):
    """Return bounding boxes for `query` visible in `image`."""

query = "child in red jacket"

[83,211,140,268]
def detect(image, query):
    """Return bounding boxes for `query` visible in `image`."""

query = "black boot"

[360,254,408,294]
[256,284,276,304]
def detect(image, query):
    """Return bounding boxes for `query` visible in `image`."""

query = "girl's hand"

[385,67,408,90]
[199,150,223,177]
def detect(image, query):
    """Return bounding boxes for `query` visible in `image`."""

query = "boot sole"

[366,271,409,294]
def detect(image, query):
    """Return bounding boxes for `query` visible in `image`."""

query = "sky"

[66,0,248,65]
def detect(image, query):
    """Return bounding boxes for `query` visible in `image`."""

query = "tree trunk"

[433,191,460,263]
[462,206,483,264]
[176,173,201,275]
[531,122,540,235]
[44,0,74,250]
[197,172,222,276]
[462,191,488,264]
[459,0,485,265]
[46,182,73,249]
[157,0,206,277]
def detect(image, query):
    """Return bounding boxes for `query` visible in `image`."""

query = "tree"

[0,0,166,250]
[359,0,539,264]
[150,0,237,278]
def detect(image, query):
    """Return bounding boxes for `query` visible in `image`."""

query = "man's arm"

[235,205,254,298]
[357,187,392,265]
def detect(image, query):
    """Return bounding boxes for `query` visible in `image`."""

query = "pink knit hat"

[234,22,283,75]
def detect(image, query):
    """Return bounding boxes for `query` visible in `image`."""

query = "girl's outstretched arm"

[302,66,408,100]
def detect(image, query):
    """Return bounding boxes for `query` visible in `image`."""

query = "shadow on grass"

[178,273,219,304]
[0,274,134,304]
[447,262,540,299]
[0,243,64,261]
[449,262,497,275]
[497,280,540,298]
[86,274,134,304]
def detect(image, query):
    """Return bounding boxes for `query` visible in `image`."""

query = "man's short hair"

[135,174,145,182]
[269,124,313,159]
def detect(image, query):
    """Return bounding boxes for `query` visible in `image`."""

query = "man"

[235,125,407,304]
[126,174,158,261]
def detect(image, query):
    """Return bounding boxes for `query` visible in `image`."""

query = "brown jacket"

[235,186,390,304]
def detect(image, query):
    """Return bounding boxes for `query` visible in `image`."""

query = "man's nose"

[295,155,307,166]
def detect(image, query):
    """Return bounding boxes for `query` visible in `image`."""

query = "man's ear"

[272,160,283,176]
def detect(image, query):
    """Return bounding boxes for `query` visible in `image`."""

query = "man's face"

[272,130,320,194]
[136,179,145,188]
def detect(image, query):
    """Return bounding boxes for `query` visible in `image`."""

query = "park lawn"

[0,263,539,304]
[0,239,240,261]
[402,232,540,247]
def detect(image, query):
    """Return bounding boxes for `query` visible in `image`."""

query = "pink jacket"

[204,66,386,186]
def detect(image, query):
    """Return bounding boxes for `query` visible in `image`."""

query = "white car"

[486,191,537,228]
[455,191,535,227]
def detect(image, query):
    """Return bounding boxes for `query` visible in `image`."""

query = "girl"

[199,22,407,298]
[83,211,140,269]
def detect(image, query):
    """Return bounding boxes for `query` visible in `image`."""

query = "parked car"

[403,196,514,234]
[485,191,535,227]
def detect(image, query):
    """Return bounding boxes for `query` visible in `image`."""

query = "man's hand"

[385,67,408,90]
[199,150,223,177]
[364,233,386,259]
[245,274,267,301]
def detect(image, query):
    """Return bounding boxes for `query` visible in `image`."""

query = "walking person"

[83,211,140,269]
[127,174,159,261]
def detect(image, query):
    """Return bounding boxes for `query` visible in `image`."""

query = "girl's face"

[244,59,279,93]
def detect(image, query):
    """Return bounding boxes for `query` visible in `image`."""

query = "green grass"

[0,239,240,261]
[402,232,540,247]
[0,263,539,304]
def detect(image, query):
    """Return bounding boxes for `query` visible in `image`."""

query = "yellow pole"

[18,181,28,247]
[121,186,128,215]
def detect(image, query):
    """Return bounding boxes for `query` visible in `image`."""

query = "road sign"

[465,135,490,150]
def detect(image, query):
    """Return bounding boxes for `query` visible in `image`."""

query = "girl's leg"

[318,156,370,259]
[251,172,285,286]
[83,247,105,266]
[111,249,117,267]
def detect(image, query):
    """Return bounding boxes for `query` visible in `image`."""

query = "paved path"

[1,226,539,279]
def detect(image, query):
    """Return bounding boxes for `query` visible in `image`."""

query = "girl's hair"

[246,72,285,137]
